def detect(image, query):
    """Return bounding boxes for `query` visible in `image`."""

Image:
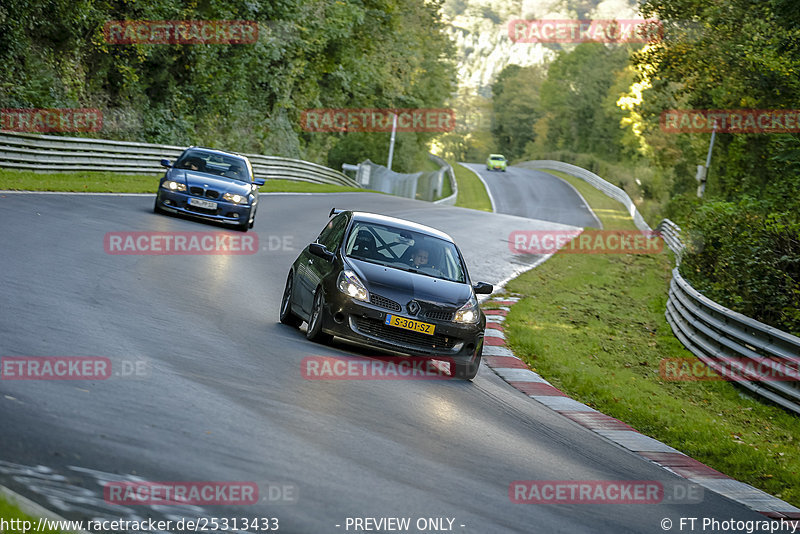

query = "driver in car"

[180,157,203,171]
[408,246,430,268]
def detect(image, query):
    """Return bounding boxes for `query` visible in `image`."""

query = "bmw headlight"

[162,180,186,192]
[337,270,369,302]
[454,295,479,324]
[223,192,247,204]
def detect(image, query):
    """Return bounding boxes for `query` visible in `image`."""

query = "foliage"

[531,42,633,160]
[0,0,456,173]
[633,0,800,334]
[679,199,800,336]
[490,65,545,161]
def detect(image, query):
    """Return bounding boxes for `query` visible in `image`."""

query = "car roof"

[347,211,455,243]
[489,154,506,158]
[185,146,250,162]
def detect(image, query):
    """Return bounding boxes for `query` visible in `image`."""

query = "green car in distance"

[486,154,507,172]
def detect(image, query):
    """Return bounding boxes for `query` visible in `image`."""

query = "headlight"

[223,192,247,204]
[454,295,479,324]
[337,270,369,302]
[162,180,186,192]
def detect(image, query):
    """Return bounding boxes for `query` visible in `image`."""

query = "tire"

[279,272,302,328]
[153,196,165,214]
[306,289,333,344]
[453,346,482,380]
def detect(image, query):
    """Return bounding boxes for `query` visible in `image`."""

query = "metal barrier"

[517,160,651,231]
[516,156,800,414]
[356,157,450,202]
[430,154,458,206]
[655,218,684,262]
[658,219,800,414]
[0,132,360,188]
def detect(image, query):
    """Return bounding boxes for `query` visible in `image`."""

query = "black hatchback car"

[279,209,493,379]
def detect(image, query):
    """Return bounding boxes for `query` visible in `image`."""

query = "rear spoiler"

[329,208,344,218]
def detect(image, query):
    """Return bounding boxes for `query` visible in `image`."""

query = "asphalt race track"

[0,187,767,533]
[461,163,601,228]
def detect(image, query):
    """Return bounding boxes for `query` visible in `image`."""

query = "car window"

[175,150,252,182]
[316,213,348,250]
[344,221,466,283]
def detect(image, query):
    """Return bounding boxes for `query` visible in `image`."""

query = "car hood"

[347,258,472,307]
[168,169,253,195]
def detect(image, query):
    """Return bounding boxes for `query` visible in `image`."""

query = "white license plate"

[188,197,217,210]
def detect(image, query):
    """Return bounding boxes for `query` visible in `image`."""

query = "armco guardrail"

[0,131,360,188]
[430,154,457,206]
[656,218,684,262]
[518,160,650,231]
[514,158,800,412]
[658,218,800,414]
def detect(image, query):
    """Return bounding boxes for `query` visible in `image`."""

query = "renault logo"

[407,300,420,316]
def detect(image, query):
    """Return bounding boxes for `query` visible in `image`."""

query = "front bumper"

[318,292,484,362]
[156,189,253,225]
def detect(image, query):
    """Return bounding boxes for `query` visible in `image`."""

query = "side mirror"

[253,178,266,186]
[473,282,493,295]
[160,159,172,168]
[309,243,335,263]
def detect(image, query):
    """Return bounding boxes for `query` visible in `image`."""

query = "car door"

[298,213,348,315]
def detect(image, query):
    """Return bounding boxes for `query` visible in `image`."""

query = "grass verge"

[452,162,492,211]
[0,169,362,194]
[0,496,62,533]
[502,170,800,507]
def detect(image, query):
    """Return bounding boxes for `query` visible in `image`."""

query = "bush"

[679,199,800,336]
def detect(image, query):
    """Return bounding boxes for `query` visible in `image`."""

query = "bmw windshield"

[174,149,253,183]
[344,221,467,283]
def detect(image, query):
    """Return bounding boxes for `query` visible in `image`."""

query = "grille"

[370,293,401,311]
[189,187,221,199]
[352,316,457,350]
[185,204,219,215]
[423,309,454,322]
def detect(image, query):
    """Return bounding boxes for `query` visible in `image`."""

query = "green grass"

[439,168,453,199]
[453,162,492,211]
[502,170,800,506]
[0,497,63,533]
[0,169,362,194]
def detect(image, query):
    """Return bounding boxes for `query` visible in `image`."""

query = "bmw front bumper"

[156,189,253,225]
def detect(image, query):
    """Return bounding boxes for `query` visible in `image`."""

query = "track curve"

[0,191,764,533]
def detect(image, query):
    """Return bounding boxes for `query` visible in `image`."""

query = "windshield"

[175,150,253,183]
[344,221,466,283]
